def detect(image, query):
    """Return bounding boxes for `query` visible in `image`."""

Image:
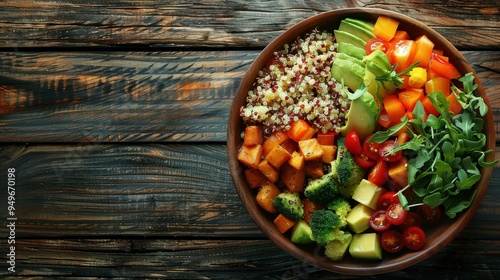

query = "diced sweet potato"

[243,125,263,147]
[281,139,299,154]
[265,144,292,169]
[244,168,269,189]
[320,145,337,163]
[388,157,409,188]
[303,199,324,223]
[237,144,263,169]
[298,138,324,161]
[258,159,279,183]
[304,161,324,179]
[263,130,289,155]
[280,163,306,192]
[288,151,305,170]
[256,182,281,214]
[274,213,296,234]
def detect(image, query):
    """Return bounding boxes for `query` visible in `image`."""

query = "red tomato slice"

[381,230,404,253]
[366,38,389,55]
[379,140,403,162]
[354,153,376,168]
[363,135,381,160]
[399,211,423,231]
[402,226,426,250]
[345,130,363,155]
[386,203,408,225]
[368,160,389,186]
[369,210,392,232]
[377,191,399,211]
[417,205,442,224]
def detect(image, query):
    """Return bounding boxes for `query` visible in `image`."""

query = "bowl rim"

[227,7,495,275]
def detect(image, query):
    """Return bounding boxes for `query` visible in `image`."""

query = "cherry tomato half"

[402,226,426,250]
[399,211,423,231]
[368,160,389,186]
[386,203,408,225]
[354,153,376,168]
[417,205,442,224]
[363,136,381,161]
[370,210,392,232]
[379,140,403,162]
[377,191,399,211]
[381,230,404,253]
[366,38,390,55]
[345,130,363,155]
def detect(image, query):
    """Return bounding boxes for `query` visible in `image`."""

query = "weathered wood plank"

[0,0,498,49]
[1,238,499,278]
[0,144,498,238]
[1,50,499,143]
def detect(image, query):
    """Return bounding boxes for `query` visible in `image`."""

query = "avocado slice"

[364,61,397,99]
[331,57,365,92]
[340,90,380,141]
[335,53,365,69]
[344,18,375,33]
[337,42,366,61]
[363,49,392,71]
[338,20,376,42]
[334,30,366,50]
[291,220,314,244]
[349,233,383,260]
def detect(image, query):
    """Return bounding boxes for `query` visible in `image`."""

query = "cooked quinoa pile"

[240,28,351,134]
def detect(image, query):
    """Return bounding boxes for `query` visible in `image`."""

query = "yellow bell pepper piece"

[408,67,427,88]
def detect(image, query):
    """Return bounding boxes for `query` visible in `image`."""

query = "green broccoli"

[327,197,352,228]
[331,137,364,197]
[272,192,304,221]
[324,231,353,261]
[303,174,340,205]
[309,209,343,245]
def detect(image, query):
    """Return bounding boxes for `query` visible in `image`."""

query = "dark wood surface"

[0,1,499,278]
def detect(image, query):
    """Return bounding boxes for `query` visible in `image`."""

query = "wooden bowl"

[227,8,495,275]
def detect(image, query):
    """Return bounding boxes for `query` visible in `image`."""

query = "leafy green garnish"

[371,72,498,218]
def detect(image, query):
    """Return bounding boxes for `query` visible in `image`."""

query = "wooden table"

[0,1,498,278]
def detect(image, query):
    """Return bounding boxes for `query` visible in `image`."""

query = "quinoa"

[240,28,351,135]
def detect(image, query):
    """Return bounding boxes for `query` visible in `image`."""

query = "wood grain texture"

[0,144,498,238]
[0,0,498,49]
[1,50,499,143]
[1,238,499,278]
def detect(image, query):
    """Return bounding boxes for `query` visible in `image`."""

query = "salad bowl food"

[227,8,496,274]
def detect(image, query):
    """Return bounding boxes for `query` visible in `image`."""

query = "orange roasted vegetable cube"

[274,213,296,234]
[262,130,289,156]
[320,145,337,164]
[281,139,299,154]
[304,161,324,179]
[258,159,279,183]
[298,138,324,161]
[303,199,324,223]
[280,163,306,192]
[244,168,269,189]
[265,144,292,169]
[388,157,409,188]
[237,144,263,169]
[256,182,281,214]
[288,151,305,170]
[243,125,264,147]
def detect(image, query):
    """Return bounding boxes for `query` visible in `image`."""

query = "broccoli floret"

[324,231,353,261]
[331,137,364,197]
[309,209,343,245]
[272,192,304,221]
[304,174,340,205]
[327,197,352,228]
